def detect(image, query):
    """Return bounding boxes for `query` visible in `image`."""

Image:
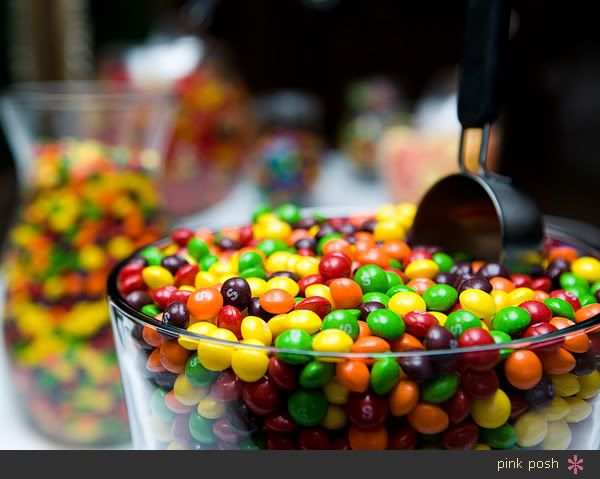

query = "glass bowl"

[107,214,600,450]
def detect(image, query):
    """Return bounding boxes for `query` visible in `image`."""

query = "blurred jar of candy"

[339,77,406,178]
[100,36,255,218]
[0,82,172,445]
[252,91,323,206]
[377,88,501,203]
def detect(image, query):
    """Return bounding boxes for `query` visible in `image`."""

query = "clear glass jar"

[0,82,173,445]
[107,213,600,450]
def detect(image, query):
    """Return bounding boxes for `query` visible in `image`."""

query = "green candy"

[257,239,289,257]
[317,233,343,255]
[444,310,481,337]
[321,310,360,340]
[492,307,531,335]
[185,354,219,387]
[386,284,416,296]
[566,286,587,299]
[385,270,404,289]
[422,284,458,312]
[481,424,516,449]
[188,411,217,444]
[275,203,302,224]
[251,203,272,222]
[141,304,161,317]
[275,329,313,364]
[187,237,209,262]
[288,389,328,426]
[489,330,513,359]
[580,294,598,307]
[544,297,575,321]
[389,259,403,271]
[591,281,600,296]
[421,373,459,404]
[139,246,163,266]
[238,251,264,271]
[239,436,266,450]
[432,252,454,273]
[150,388,174,420]
[370,357,401,395]
[240,267,268,280]
[200,254,219,271]
[354,264,389,293]
[367,309,405,340]
[362,292,390,306]
[299,361,335,388]
[559,272,589,291]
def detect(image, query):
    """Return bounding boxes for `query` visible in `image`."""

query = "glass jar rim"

[3,80,172,111]
[107,213,600,359]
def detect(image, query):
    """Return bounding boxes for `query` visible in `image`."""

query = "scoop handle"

[457,0,510,128]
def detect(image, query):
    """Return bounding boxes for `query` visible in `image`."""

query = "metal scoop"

[410,0,544,272]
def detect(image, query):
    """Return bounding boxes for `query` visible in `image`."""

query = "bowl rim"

[106,213,600,359]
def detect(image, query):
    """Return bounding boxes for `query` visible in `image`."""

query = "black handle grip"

[458,0,510,128]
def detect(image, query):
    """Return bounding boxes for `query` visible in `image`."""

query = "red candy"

[403,311,439,337]
[458,328,499,371]
[519,300,552,324]
[319,253,352,279]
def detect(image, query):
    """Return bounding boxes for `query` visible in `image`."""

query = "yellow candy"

[373,220,405,241]
[231,339,270,383]
[541,420,571,450]
[429,311,447,326]
[179,321,217,350]
[196,328,237,371]
[286,254,301,273]
[168,442,186,450]
[107,236,135,260]
[266,251,292,273]
[247,277,268,297]
[470,389,511,429]
[576,370,600,399]
[142,266,174,289]
[514,411,548,447]
[209,261,236,276]
[257,212,278,225]
[388,291,426,317]
[42,277,65,300]
[195,271,219,288]
[150,415,172,442]
[491,290,509,311]
[507,287,536,306]
[550,373,580,397]
[266,314,288,338]
[321,405,347,430]
[571,256,600,283]
[323,379,349,405]
[375,204,398,222]
[312,329,353,362]
[395,203,416,229]
[304,284,333,305]
[218,273,237,284]
[541,396,571,422]
[459,289,496,318]
[295,256,320,278]
[285,309,322,335]
[197,395,227,419]
[173,374,208,405]
[262,220,292,240]
[474,443,492,451]
[429,311,448,326]
[163,244,179,257]
[267,276,300,297]
[564,397,593,423]
[79,244,106,271]
[241,316,273,345]
[179,285,195,293]
[404,259,439,280]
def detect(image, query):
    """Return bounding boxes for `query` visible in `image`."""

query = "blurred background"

[0,0,599,448]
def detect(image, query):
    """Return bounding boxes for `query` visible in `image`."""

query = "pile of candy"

[3,139,165,444]
[113,203,600,450]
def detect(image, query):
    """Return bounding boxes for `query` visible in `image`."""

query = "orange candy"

[142,326,162,347]
[407,278,435,295]
[329,278,363,309]
[390,333,425,352]
[336,360,370,393]
[349,425,388,450]
[548,246,579,263]
[159,340,191,374]
[407,403,449,434]
[471,261,485,273]
[504,350,543,390]
[259,289,296,314]
[322,238,354,259]
[550,317,590,353]
[357,321,372,338]
[357,248,391,268]
[351,336,391,364]
[575,303,600,323]
[145,348,166,373]
[489,277,515,292]
[381,240,411,261]
[539,347,576,375]
[187,287,224,320]
[534,290,550,301]
[389,379,420,416]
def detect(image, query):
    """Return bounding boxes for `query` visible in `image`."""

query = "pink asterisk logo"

[568,455,584,475]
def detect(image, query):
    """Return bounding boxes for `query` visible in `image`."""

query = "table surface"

[0,153,391,449]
